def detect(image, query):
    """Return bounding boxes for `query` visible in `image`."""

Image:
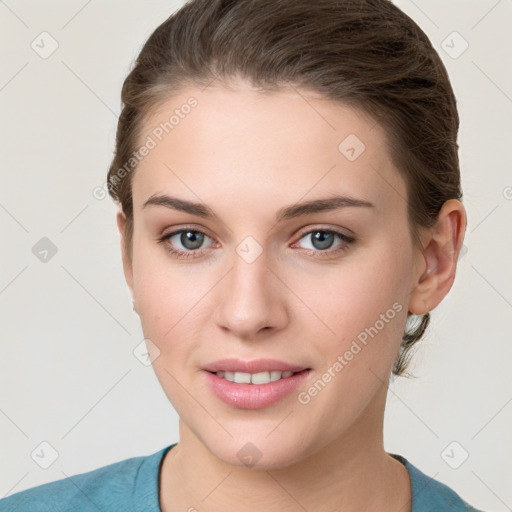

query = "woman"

[0,0,488,510]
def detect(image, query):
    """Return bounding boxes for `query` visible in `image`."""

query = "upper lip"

[203,358,309,374]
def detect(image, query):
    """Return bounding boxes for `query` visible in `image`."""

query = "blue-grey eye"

[170,230,206,250]
[299,231,341,251]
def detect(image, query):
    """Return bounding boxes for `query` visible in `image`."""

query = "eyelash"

[157,226,355,260]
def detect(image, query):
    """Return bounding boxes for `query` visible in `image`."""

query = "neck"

[159,385,411,512]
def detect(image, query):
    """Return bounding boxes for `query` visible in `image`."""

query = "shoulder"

[390,454,488,512]
[0,444,174,512]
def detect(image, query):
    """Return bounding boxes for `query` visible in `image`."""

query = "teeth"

[234,372,251,384]
[216,370,297,384]
[270,370,282,382]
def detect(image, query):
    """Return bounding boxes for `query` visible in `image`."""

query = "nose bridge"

[214,246,287,338]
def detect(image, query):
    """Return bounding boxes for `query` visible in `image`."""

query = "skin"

[117,80,466,512]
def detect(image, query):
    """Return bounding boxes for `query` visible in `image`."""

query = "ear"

[116,209,135,301]
[408,199,467,315]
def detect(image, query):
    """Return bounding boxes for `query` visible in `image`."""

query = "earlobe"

[116,209,135,300]
[408,199,467,315]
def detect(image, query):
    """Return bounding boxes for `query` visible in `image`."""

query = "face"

[120,81,425,469]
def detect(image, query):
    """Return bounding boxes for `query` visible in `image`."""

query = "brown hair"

[107,0,462,377]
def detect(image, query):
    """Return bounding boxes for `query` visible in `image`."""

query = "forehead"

[132,82,407,218]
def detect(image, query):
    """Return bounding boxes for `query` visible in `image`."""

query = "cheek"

[131,241,178,332]
[290,240,413,371]
[134,268,204,340]
[290,247,412,432]
[130,240,219,356]
[303,248,409,327]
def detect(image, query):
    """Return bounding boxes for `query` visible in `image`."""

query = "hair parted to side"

[107,0,462,377]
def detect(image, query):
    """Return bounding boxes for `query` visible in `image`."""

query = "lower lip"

[204,370,311,409]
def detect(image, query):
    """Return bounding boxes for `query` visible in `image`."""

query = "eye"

[159,228,216,258]
[294,229,354,253]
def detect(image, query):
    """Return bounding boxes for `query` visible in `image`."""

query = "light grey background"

[0,1,511,510]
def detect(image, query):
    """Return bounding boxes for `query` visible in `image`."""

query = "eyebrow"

[142,193,374,221]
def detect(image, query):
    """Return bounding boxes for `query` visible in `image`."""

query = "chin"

[203,431,312,471]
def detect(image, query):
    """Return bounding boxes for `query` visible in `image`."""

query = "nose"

[213,250,289,340]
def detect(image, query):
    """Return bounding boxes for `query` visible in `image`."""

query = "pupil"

[312,231,334,250]
[181,231,203,250]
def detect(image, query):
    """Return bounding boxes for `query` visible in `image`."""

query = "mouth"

[208,369,305,385]
[202,359,312,409]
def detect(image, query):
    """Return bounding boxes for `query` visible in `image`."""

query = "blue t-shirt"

[0,443,486,511]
